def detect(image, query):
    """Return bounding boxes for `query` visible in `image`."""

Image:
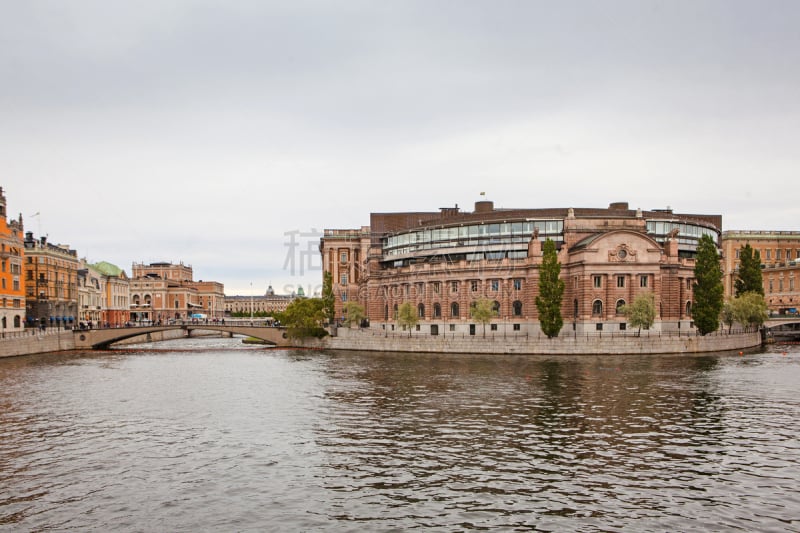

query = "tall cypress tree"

[692,234,724,335]
[535,238,565,338]
[734,244,764,296]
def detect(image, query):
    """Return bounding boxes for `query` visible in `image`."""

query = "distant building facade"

[0,187,25,333]
[722,230,800,315]
[224,285,297,316]
[321,201,722,335]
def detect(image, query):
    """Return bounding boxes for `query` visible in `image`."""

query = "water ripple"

[1,341,800,530]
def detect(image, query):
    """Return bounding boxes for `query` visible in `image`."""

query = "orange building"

[321,201,722,336]
[0,187,25,333]
[722,230,800,315]
[130,261,225,322]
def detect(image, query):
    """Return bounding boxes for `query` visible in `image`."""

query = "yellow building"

[23,231,81,329]
[0,187,25,333]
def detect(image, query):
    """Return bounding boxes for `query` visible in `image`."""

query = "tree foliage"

[731,291,769,328]
[734,244,764,297]
[721,299,736,333]
[280,297,328,339]
[396,302,418,336]
[342,301,366,327]
[535,238,565,338]
[620,292,656,336]
[321,271,335,323]
[470,298,497,338]
[692,234,725,335]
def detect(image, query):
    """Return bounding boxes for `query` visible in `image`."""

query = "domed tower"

[265,284,275,296]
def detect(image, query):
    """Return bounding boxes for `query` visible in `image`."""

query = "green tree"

[280,297,328,339]
[721,299,736,333]
[396,302,418,336]
[342,301,366,328]
[731,291,769,329]
[470,298,497,338]
[620,292,656,336]
[692,234,725,335]
[734,244,764,297]
[321,271,335,323]
[535,238,565,338]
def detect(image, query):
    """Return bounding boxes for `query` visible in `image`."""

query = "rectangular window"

[340,273,348,285]
[790,278,795,290]
[340,252,348,263]
[451,281,458,293]
[735,249,740,259]
[513,323,520,331]
[687,279,692,290]
[341,291,348,302]
[620,323,627,331]
[766,249,772,260]
[640,275,648,288]
[779,279,784,291]
[13,299,20,308]
[617,276,625,288]
[513,279,522,290]
[593,276,602,288]
[433,282,441,294]
[777,249,782,260]
[769,280,773,293]
[491,279,499,292]
[449,324,455,332]
[471,280,478,292]
[490,324,498,331]
[596,323,603,331]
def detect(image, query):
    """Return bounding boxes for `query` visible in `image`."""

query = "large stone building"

[129,261,226,322]
[722,230,800,315]
[129,261,225,322]
[23,232,80,329]
[321,200,722,335]
[0,187,25,333]
[224,285,297,316]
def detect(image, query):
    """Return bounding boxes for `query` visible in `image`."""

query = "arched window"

[1,317,5,329]
[433,303,441,318]
[686,301,692,316]
[450,302,459,318]
[492,300,500,314]
[418,303,425,318]
[393,303,398,319]
[616,299,626,315]
[384,304,389,320]
[513,300,523,316]
[592,300,603,316]
[14,315,21,328]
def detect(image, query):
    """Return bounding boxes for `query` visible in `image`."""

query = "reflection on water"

[1,339,799,531]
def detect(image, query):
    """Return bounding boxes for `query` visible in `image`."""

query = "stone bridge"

[73,325,294,350]
[764,319,800,342]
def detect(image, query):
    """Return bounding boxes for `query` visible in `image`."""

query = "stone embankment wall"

[303,327,763,355]
[0,330,76,358]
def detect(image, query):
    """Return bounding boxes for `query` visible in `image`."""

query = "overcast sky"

[2,0,798,296]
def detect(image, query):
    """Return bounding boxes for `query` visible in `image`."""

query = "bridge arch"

[73,325,294,350]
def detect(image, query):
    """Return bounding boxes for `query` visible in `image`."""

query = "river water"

[1,338,799,532]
